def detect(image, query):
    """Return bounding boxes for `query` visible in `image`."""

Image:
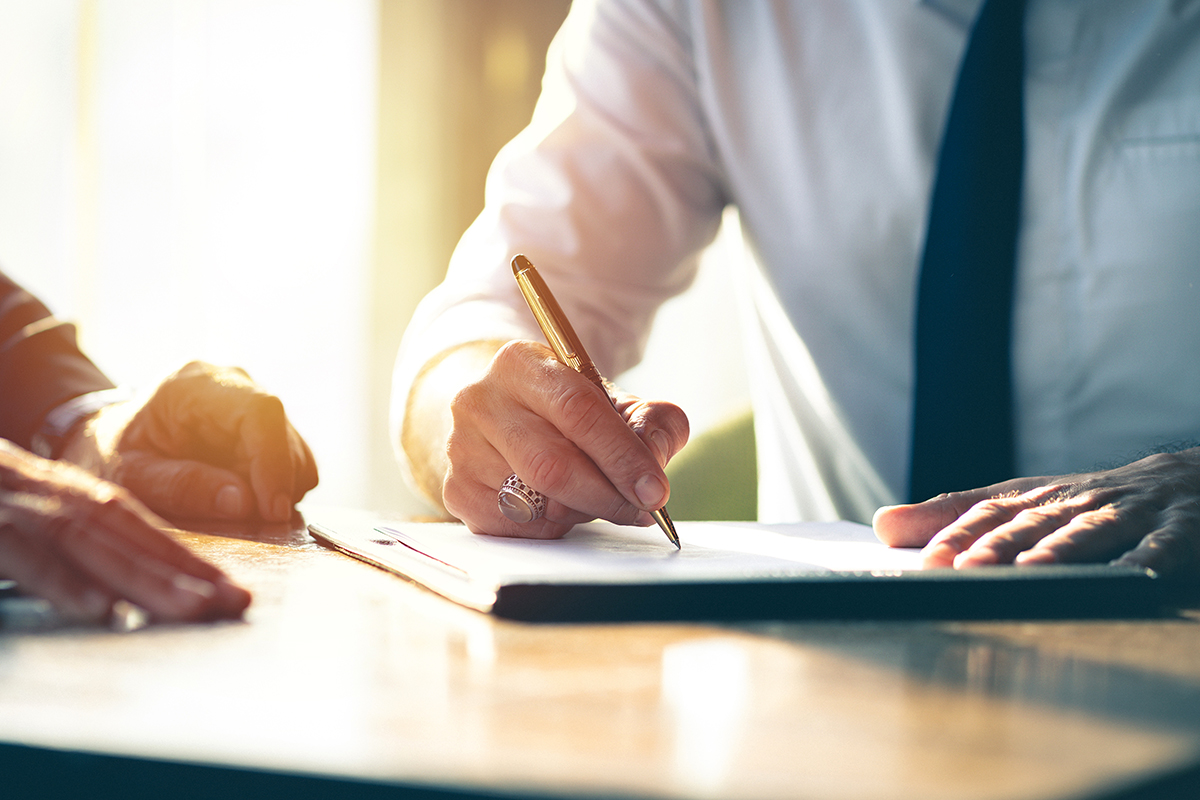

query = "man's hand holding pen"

[399,254,690,541]
[502,255,682,546]
[440,337,689,540]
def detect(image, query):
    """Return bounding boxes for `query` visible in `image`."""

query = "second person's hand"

[65,362,318,523]
[0,439,251,623]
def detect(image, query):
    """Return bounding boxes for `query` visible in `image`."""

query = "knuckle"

[490,340,554,387]
[552,383,607,438]
[249,388,283,412]
[247,392,286,427]
[177,360,209,377]
[521,447,574,497]
[492,339,531,368]
[1140,528,1182,552]
[1013,504,1065,527]
[940,490,1001,522]
[556,386,644,468]
[1084,504,1125,528]
[1142,450,1183,471]
[1011,507,1045,526]
[1127,527,1198,577]
[443,426,470,465]
[449,381,489,426]
[499,418,527,454]
[971,496,1016,519]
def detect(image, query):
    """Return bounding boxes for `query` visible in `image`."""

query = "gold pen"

[511,254,680,549]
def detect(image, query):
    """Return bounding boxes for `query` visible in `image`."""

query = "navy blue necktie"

[908,0,1027,503]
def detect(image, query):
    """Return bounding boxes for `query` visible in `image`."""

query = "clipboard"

[308,516,1170,622]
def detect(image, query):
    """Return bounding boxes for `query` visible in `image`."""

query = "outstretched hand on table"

[874,449,1200,581]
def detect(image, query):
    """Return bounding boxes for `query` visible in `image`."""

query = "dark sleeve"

[0,271,115,451]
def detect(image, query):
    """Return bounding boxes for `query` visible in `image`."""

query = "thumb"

[872,497,965,548]
[873,476,1048,548]
[114,452,255,520]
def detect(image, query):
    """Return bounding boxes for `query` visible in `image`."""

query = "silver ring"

[498,473,546,523]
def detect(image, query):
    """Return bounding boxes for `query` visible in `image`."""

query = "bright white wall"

[0,0,378,510]
[0,1,80,305]
[0,0,749,518]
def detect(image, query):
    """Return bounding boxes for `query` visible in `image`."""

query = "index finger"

[522,356,671,514]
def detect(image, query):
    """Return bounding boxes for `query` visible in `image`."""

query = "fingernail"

[168,573,218,618]
[173,573,217,600]
[215,485,245,517]
[634,474,666,509]
[272,492,292,522]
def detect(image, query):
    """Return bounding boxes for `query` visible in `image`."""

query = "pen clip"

[513,255,596,380]
[510,254,678,548]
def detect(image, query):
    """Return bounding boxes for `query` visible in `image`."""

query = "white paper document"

[373,519,923,581]
[308,515,1164,621]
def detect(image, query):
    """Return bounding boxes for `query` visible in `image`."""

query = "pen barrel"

[513,256,608,396]
[512,254,677,549]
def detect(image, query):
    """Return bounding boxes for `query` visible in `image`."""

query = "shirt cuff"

[31,387,133,459]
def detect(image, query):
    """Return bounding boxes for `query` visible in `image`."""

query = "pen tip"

[512,254,531,275]
[651,507,680,549]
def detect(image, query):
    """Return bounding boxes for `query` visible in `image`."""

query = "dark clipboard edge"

[309,522,1176,623]
[492,565,1171,622]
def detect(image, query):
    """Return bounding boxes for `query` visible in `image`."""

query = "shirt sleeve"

[0,271,116,452]
[390,0,728,455]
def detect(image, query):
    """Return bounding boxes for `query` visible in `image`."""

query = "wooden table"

[2,507,1199,800]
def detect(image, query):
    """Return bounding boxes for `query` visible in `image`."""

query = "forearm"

[400,340,507,513]
[0,274,115,452]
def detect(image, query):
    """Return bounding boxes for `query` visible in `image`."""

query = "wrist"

[401,341,503,513]
[32,387,133,460]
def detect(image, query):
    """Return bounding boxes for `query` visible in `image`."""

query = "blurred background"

[0,0,749,518]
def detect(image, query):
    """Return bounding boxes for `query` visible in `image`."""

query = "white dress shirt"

[393,0,1200,524]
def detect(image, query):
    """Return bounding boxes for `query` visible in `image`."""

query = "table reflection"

[1,516,1197,800]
